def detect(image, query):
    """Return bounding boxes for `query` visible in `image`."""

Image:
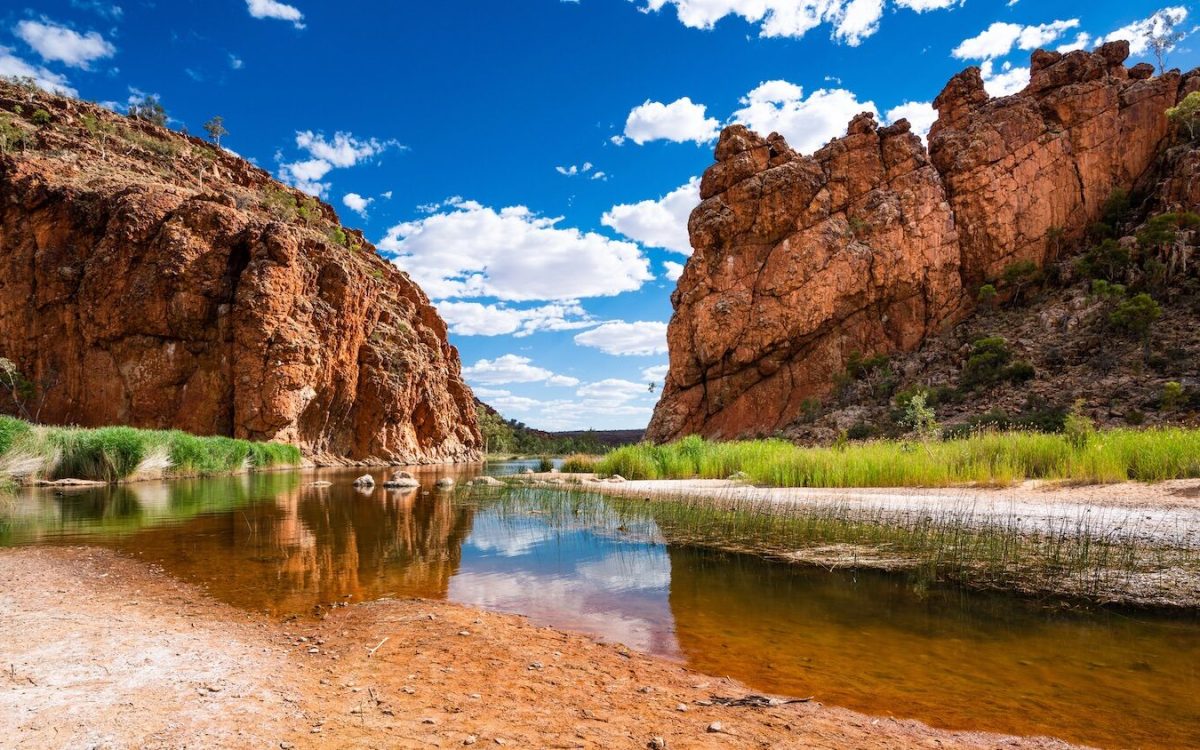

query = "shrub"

[846,422,873,441]
[1167,91,1200,141]
[960,337,1036,389]
[30,108,51,126]
[297,196,322,226]
[1063,401,1095,449]
[262,186,297,221]
[976,283,997,305]
[1089,279,1126,299]
[537,456,555,473]
[0,415,31,456]
[128,95,167,127]
[560,454,599,473]
[1162,381,1185,411]
[1000,259,1040,303]
[1109,293,1162,338]
[327,226,349,246]
[901,392,939,440]
[1077,239,1131,281]
[1006,360,1036,383]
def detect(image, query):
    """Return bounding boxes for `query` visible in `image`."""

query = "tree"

[81,113,114,160]
[1167,92,1200,141]
[203,115,228,146]
[1000,259,1040,306]
[1148,13,1186,74]
[902,392,939,442]
[128,95,167,127]
[1109,293,1162,359]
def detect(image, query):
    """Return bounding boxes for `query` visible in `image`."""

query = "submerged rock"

[352,475,375,487]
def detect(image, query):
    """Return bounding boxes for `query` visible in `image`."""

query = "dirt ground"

[0,546,1083,750]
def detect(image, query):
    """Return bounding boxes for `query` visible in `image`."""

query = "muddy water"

[1,467,1197,749]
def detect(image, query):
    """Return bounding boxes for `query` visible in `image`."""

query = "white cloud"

[229,54,244,69]
[1102,7,1189,56]
[731,80,877,155]
[894,0,961,9]
[556,162,593,176]
[379,199,652,302]
[0,46,75,96]
[637,0,901,46]
[278,131,397,197]
[1056,32,1091,53]
[980,60,1030,97]
[462,355,579,387]
[622,97,720,145]
[435,301,595,337]
[885,100,938,141]
[296,131,393,167]
[591,171,608,181]
[342,192,372,217]
[663,260,685,281]
[952,19,1079,60]
[576,379,648,405]
[601,178,699,256]
[574,321,668,356]
[641,364,670,383]
[14,19,115,69]
[246,0,305,28]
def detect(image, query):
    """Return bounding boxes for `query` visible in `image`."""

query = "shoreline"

[0,546,1081,749]
[512,474,1200,609]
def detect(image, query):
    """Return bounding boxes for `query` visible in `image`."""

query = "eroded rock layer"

[648,42,1195,441]
[0,82,480,464]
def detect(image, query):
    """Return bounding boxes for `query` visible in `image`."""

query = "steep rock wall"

[649,42,1192,441]
[0,83,480,464]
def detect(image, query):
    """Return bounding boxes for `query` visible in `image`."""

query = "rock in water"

[353,475,375,487]
[434,477,456,489]
[0,80,481,464]
[648,43,1194,441]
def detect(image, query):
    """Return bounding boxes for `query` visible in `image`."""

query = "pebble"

[675,703,688,712]
[707,721,723,733]
[463,736,478,746]
[422,717,438,725]
[307,647,319,654]
[528,661,543,670]
[458,630,471,636]
[648,738,667,750]
[280,743,294,750]
[402,686,415,694]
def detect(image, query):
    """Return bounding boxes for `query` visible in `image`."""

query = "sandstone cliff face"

[649,43,1193,441]
[0,82,480,464]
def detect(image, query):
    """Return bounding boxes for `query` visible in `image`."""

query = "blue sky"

[2,1,1195,430]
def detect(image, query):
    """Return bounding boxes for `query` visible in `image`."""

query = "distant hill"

[475,400,643,454]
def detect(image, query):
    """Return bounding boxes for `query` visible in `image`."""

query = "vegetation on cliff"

[0,416,300,483]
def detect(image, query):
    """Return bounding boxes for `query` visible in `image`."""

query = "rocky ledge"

[649,42,1198,441]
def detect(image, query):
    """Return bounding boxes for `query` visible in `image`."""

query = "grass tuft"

[0,418,301,483]
[596,429,1200,487]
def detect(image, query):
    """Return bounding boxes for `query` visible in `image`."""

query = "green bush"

[960,337,1033,389]
[976,283,997,305]
[0,415,32,455]
[1077,239,1131,281]
[560,454,599,473]
[1109,293,1162,338]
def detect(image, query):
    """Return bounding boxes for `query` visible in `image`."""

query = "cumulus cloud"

[278,130,398,197]
[576,379,649,405]
[1056,32,1091,53]
[574,321,668,356]
[342,192,372,217]
[1102,7,1189,56]
[0,46,75,96]
[621,97,720,145]
[641,364,671,383]
[637,0,957,46]
[885,100,938,141]
[379,199,653,302]
[980,60,1030,97]
[556,162,593,176]
[14,19,115,69]
[731,80,877,155]
[462,355,579,387]
[952,19,1079,60]
[601,177,699,255]
[246,0,305,28]
[662,261,685,281]
[435,301,595,337]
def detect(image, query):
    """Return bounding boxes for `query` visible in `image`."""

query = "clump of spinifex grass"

[596,430,1200,487]
[560,454,601,473]
[490,488,1200,606]
[0,415,301,483]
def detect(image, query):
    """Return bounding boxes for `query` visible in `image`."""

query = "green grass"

[595,430,1200,487]
[0,418,301,483]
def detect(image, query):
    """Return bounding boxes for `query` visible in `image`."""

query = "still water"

[1,466,1197,749]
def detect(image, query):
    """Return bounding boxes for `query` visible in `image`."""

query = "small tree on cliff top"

[1168,92,1200,141]
[203,115,228,146]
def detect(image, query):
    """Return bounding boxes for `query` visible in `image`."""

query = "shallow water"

[1,466,1197,749]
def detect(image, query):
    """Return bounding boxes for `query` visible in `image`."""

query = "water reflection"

[1,469,1197,748]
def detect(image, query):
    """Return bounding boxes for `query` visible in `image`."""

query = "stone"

[468,475,503,486]
[352,475,375,487]
[383,474,420,488]
[648,46,1190,442]
[0,79,481,464]
[434,477,456,489]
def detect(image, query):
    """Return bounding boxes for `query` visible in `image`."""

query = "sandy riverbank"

[0,546,1081,749]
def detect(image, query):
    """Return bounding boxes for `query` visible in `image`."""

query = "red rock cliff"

[648,42,1196,442]
[0,82,480,464]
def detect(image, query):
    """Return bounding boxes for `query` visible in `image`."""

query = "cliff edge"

[649,42,1199,441]
[0,80,480,464]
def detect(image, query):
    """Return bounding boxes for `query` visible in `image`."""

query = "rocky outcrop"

[0,81,480,464]
[648,42,1193,441]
